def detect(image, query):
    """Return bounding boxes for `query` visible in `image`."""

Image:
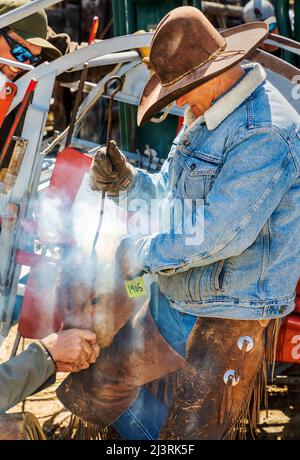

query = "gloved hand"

[90,140,136,196]
[115,236,150,279]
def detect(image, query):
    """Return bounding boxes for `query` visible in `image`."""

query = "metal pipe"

[70,51,139,71]
[202,1,242,18]
[0,0,62,29]
[65,16,99,146]
[10,33,153,113]
[10,332,21,358]
[265,34,300,57]
[0,57,34,71]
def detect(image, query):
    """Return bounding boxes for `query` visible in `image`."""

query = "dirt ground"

[1,325,300,440]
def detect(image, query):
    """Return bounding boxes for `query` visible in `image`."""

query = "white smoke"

[32,171,128,298]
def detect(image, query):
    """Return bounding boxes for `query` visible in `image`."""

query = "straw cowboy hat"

[137,6,269,126]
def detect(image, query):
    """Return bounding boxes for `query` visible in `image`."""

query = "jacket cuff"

[136,236,152,272]
[31,343,57,376]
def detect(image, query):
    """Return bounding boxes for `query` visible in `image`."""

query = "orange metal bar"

[0,82,17,129]
[0,79,37,166]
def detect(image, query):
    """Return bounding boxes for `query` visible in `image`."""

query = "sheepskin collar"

[184,63,266,131]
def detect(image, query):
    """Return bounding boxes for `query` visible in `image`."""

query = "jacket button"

[191,163,196,170]
[183,140,190,146]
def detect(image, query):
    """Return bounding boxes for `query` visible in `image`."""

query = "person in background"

[243,0,280,54]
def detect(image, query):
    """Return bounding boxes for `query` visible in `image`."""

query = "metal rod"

[104,76,123,151]
[264,39,300,56]
[92,76,123,254]
[9,33,153,113]
[42,63,123,155]
[0,57,34,71]
[65,16,99,147]
[0,0,62,29]
[65,63,89,147]
[70,50,139,71]
[10,331,21,358]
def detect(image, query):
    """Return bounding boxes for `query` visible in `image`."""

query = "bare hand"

[40,329,100,372]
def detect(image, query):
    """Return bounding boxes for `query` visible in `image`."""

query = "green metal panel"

[189,0,202,9]
[294,0,300,67]
[112,0,127,35]
[274,0,297,65]
[112,0,202,159]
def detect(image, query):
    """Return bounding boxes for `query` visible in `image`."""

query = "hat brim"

[26,37,62,61]
[12,29,62,61]
[137,22,269,126]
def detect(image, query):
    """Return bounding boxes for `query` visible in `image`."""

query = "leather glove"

[90,140,135,196]
[115,236,150,279]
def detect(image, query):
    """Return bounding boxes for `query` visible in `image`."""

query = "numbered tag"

[124,276,147,298]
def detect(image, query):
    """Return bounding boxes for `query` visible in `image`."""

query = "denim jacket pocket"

[179,153,221,201]
[186,260,227,301]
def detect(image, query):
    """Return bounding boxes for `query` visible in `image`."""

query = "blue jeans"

[113,282,197,440]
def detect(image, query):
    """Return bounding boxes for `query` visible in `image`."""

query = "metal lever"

[104,75,124,152]
[91,75,123,254]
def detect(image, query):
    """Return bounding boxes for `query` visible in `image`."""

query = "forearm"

[0,343,56,413]
[111,167,170,205]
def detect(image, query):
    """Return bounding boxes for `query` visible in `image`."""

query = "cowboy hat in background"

[137,6,269,126]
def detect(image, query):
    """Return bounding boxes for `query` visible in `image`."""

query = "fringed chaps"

[159,317,280,440]
[0,412,46,440]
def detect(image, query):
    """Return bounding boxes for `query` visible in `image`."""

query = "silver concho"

[223,370,239,386]
[237,335,254,352]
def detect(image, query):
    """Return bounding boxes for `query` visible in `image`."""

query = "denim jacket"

[118,63,300,320]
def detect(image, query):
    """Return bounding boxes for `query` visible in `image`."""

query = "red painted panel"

[18,261,63,339]
[48,147,92,203]
[18,148,92,338]
[276,314,300,363]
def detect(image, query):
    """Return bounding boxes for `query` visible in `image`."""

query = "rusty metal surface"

[1,138,28,195]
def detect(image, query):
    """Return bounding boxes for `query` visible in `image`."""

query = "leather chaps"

[159,317,273,440]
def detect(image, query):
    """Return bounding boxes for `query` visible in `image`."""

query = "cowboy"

[60,6,300,440]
